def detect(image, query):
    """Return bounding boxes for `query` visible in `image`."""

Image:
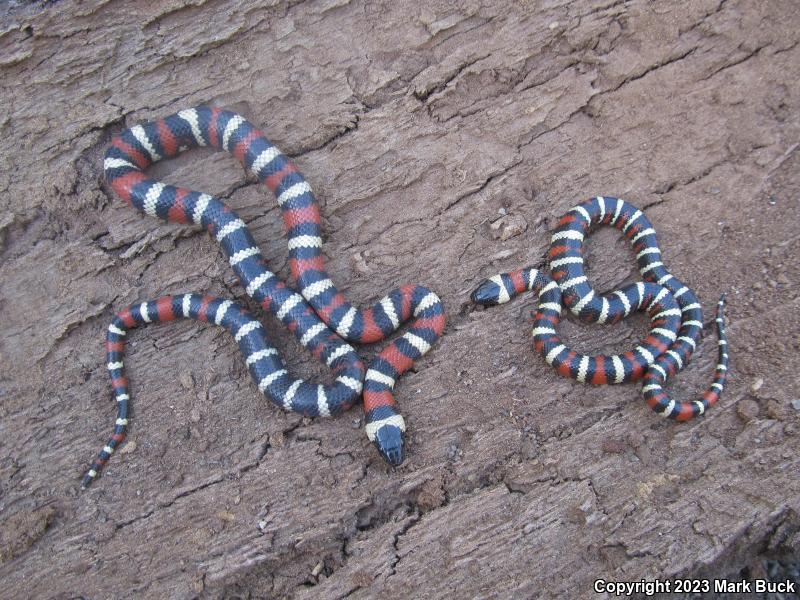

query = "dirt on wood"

[1,1,799,598]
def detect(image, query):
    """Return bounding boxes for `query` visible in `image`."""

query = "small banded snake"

[471,196,728,420]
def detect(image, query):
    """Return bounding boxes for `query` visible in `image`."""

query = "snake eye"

[373,424,405,466]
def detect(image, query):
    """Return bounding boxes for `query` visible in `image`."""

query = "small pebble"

[119,440,137,454]
[180,372,194,390]
[751,378,764,393]
[737,399,759,422]
[523,522,537,534]
[500,214,528,241]
[791,399,800,411]
[311,562,324,577]
[495,366,517,381]
[490,214,528,241]
[217,510,235,522]
[352,251,370,274]
[765,400,785,420]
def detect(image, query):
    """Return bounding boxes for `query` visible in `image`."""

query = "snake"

[471,196,728,420]
[81,106,445,488]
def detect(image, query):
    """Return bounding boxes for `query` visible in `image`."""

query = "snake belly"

[82,106,445,488]
[471,196,728,420]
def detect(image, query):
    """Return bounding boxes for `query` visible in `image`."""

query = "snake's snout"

[471,279,501,306]
[373,424,405,466]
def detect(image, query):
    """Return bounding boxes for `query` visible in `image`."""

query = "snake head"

[365,410,406,467]
[470,278,502,306]
[373,424,405,466]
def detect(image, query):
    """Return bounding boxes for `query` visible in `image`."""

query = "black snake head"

[373,424,405,466]
[470,278,502,306]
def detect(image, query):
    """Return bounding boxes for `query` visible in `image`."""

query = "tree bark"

[0,0,798,598]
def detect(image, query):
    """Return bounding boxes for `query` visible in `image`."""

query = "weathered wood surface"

[1,0,799,598]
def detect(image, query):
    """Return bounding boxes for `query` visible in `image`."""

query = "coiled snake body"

[82,107,444,488]
[472,196,728,419]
